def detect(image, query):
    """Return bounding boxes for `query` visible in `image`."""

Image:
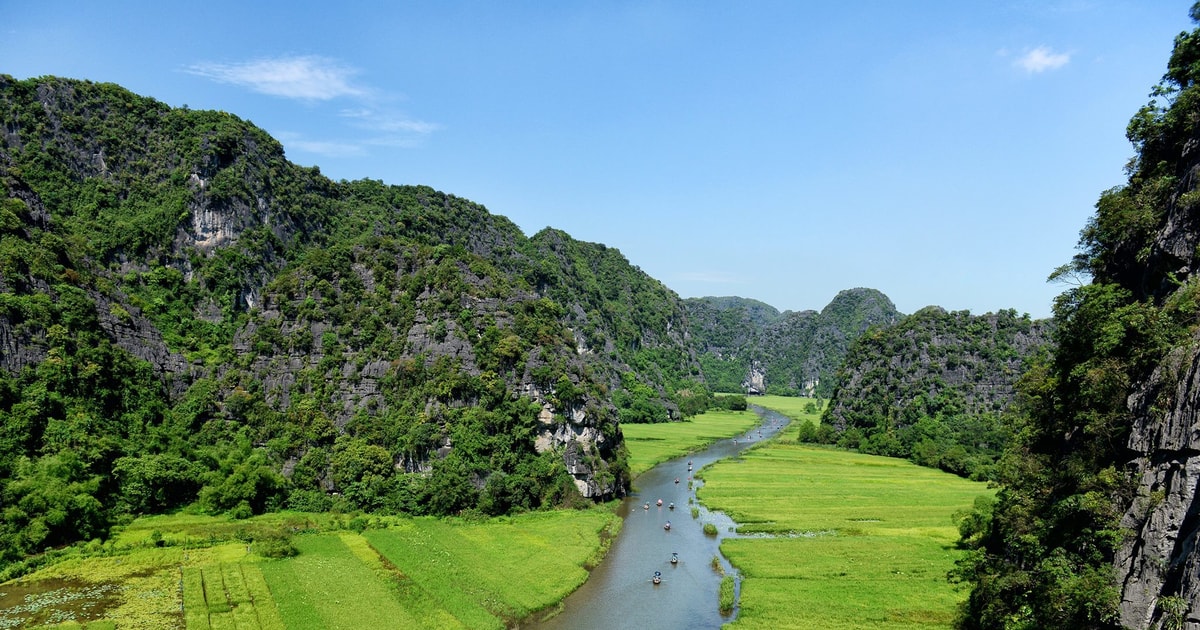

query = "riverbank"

[529,404,786,630]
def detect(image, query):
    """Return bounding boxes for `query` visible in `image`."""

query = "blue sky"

[3,1,1194,318]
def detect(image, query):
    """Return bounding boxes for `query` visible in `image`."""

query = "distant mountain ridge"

[684,288,902,397]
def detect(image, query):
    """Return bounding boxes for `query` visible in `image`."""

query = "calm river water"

[528,406,790,630]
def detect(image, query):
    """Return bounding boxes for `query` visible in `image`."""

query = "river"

[528,406,790,630]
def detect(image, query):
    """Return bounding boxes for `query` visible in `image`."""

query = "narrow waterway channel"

[529,406,790,630]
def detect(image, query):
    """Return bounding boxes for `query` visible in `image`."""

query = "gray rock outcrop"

[1118,332,1200,629]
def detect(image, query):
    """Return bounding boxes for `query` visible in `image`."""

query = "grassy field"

[621,408,761,476]
[699,442,991,629]
[0,509,617,629]
[749,395,822,421]
[749,395,825,442]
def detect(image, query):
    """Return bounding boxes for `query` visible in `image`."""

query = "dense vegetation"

[0,75,717,573]
[955,4,1200,628]
[818,307,1050,480]
[685,288,901,397]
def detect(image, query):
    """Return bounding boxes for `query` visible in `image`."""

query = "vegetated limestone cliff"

[684,287,901,397]
[825,307,1050,430]
[820,307,1050,479]
[956,6,1200,628]
[0,74,705,555]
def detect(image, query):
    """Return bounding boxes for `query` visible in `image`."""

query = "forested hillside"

[956,4,1200,628]
[0,75,708,571]
[821,307,1050,480]
[684,287,901,397]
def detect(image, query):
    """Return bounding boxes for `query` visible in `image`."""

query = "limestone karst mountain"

[0,75,704,563]
[684,287,901,397]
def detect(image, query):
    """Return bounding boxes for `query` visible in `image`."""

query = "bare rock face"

[742,361,766,395]
[1118,336,1200,629]
[527,383,619,498]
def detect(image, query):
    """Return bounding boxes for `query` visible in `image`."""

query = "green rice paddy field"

[0,509,617,630]
[704,397,993,629]
[749,395,823,425]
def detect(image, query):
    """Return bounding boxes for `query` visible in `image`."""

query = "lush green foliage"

[821,307,1049,481]
[719,574,736,614]
[955,5,1200,628]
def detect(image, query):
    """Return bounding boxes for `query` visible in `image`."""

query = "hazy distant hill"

[684,288,902,397]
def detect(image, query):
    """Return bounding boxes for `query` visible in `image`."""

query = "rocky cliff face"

[1117,336,1200,628]
[953,10,1200,627]
[1110,126,1200,627]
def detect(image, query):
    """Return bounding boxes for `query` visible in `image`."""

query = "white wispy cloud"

[185,55,366,101]
[185,54,440,157]
[339,108,441,135]
[1014,46,1070,73]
